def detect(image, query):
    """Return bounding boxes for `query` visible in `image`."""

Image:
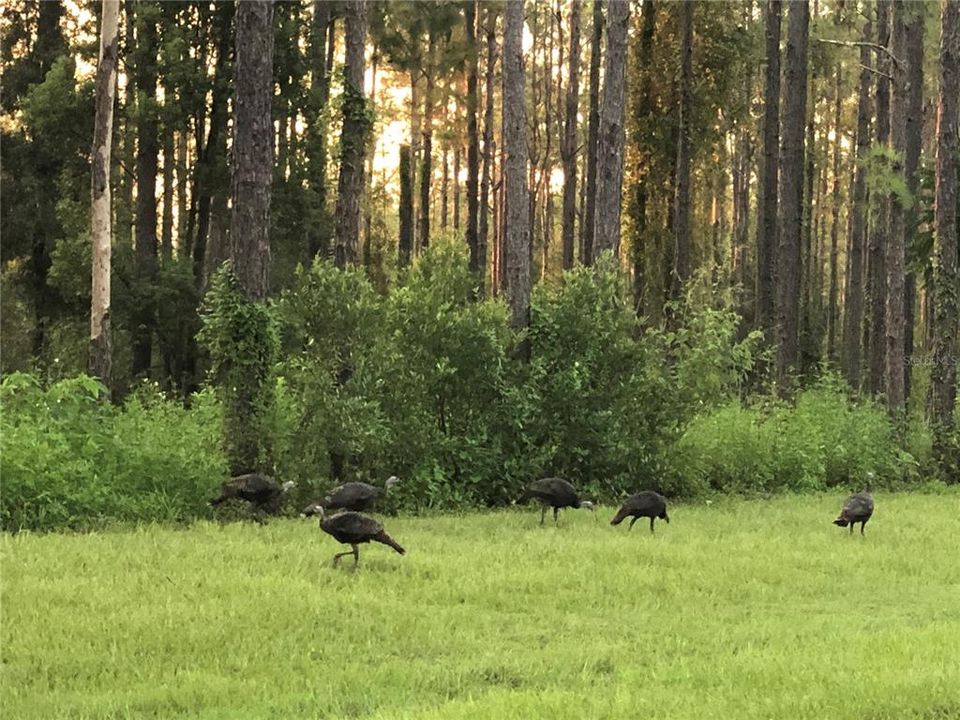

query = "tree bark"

[230,0,274,298]
[334,0,368,269]
[117,1,135,251]
[670,0,695,304]
[592,0,629,261]
[867,0,891,397]
[399,144,414,268]
[775,0,809,393]
[885,0,922,414]
[827,64,842,364]
[307,0,332,259]
[503,0,531,331]
[931,0,959,462]
[478,7,496,295]
[800,78,817,376]
[842,24,871,391]
[161,124,174,262]
[900,2,923,406]
[193,1,232,288]
[132,1,159,378]
[442,141,450,231]
[756,0,781,343]
[884,0,919,415]
[90,0,120,396]
[176,128,188,252]
[561,0,581,271]
[628,0,657,313]
[419,32,436,252]
[363,53,377,269]
[581,0,604,266]
[454,142,462,232]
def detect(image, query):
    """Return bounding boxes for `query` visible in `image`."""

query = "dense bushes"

[671,377,923,496]
[1,373,225,531]
[0,240,943,531]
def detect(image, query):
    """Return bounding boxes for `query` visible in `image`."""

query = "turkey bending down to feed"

[301,504,406,568]
[322,476,400,512]
[610,491,670,533]
[833,491,874,535]
[518,477,594,525]
[209,473,295,516]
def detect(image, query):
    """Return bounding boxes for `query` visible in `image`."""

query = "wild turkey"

[301,504,406,568]
[518,477,594,525]
[209,473,295,515]
[321,475,400,513]
[833,491,874,535]
[610,491,670,533]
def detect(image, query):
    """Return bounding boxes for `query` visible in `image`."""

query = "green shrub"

[673,377,917,496]
[0,372,226,531]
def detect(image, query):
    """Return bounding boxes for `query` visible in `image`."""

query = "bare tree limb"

[859,63,894,81]
[816,37,902,66]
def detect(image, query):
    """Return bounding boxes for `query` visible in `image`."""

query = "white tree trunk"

[89,0,120,393]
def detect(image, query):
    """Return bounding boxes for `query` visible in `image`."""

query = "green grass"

[3,492,960,719]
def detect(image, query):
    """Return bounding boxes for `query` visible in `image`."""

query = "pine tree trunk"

[775,0,809,393]
[581,0,603,266]
[230,0,274,297]
[757,0,781,342]
[478,6,496,295]
[307,0,332,259]
[842,26,871,391]
[503,0,531,331]
[160,31,175,264]
[193,0,232,288]
[419,33,436,252]
[800,82,817,375]
[90,0,120,396]
[561,0,581,271]
[399,144,414,268]
[176,128,188,253]
[132,1,158,379]
[670,0,695,303]
[442,142,449,230]
[161,128,174,262]
[466,0,480,273]
[886,0,920,414]
[117,1,134,251]
[901,3,924,406]
[592,0,629,260]
[628,0,656,313]
[867,0,891,397]
[931,0,959,463]
[363,53,377,269]
[334,0,368,269]
[827,65,842,364]
[454,142,461,232]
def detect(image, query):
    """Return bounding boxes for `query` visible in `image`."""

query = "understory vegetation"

[1,244,942,533]
[3,494,959,719]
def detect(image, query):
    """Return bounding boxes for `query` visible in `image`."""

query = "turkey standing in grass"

[209,474,295,516]
[610,491,670,533]
[833,491,874,535]
[301,504,405,568]
[322,476,400,512]
[518,478,594,525]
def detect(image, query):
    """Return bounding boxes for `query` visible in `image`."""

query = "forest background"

[1,0,958,531]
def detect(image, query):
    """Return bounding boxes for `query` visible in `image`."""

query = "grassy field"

[3,491,960,720]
